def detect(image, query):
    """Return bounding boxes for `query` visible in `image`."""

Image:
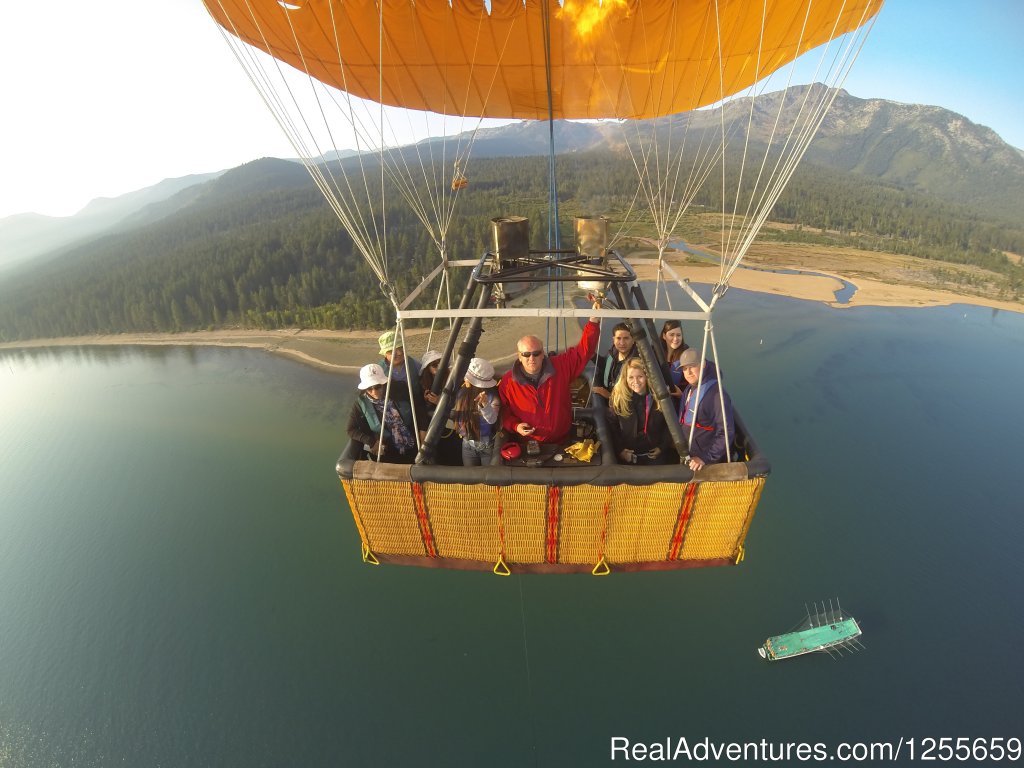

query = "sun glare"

[559,0,629,40]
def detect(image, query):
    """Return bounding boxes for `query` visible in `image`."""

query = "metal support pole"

[630,284,666,371]
[417,275,491,465]
[706,321,733,463]
[613,282,689,462]
[431,257,485,397]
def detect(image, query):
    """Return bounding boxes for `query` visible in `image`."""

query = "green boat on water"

[759,602,864,661]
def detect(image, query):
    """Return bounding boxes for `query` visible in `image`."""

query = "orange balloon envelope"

[203,0,882,120]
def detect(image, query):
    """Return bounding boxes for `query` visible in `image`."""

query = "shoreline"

[0,319,553,376]
[2,265,1020,374]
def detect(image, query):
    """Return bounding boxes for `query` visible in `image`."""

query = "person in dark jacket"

[591,322,639,405]
[676,348,735,471]
[376,329,423,409]
[347,363,425,463]
[417,348,461,465]
[659,319,690,395]
[607,358,671,465]
[418,349,443,418]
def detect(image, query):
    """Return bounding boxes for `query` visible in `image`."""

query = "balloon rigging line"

[210,3,387,287]
[207,0,883,329]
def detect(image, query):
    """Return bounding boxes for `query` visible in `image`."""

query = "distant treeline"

[768,166,1024,275]
[1,152,1021,341]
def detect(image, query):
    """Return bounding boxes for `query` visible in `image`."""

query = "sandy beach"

[2,252,1020,374]
[0,314,553,375]
[672,260,1024,312]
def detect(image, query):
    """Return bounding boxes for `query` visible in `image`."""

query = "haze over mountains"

[2,86,1022,275]
[0,172,223,272]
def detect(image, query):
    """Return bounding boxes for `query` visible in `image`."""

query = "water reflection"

[1,344,191,369]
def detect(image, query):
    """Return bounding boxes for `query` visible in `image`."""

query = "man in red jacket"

[499,300,602,444]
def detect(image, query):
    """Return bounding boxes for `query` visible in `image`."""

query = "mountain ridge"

[395,86,1024,223]
[806,90,1024,220]
[3,87,1022,276]
[0,171,223,272]
[1,146,1020,341]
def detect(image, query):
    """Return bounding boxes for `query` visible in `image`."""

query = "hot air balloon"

[203,0,882,574]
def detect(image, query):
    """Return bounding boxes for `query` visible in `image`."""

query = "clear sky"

[1,0,1021,220]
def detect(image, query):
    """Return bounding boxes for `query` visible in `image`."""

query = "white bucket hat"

[358,363,389,390]
[420,350,442,368]
[465,357,497,388]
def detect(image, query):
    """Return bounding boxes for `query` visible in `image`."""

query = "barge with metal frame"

[759,601,864,661]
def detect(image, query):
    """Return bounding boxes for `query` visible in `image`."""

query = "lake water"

[2,294,1023,766]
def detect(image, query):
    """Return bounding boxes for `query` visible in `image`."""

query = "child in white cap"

[418,349,443,416]
[452,358,501,466]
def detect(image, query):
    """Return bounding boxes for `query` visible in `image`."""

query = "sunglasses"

[519,350,544,358]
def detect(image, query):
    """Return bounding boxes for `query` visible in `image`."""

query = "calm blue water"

[2,297,1023,767]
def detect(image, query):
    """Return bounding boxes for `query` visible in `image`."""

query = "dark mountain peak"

[435,119,606,158]
[800,89,1024,220]
[663,83,1023,221]
[823,91,1014,153]
[203,157,311,197]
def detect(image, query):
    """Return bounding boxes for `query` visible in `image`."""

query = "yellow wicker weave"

[605,483,689,564]
[343,474,765,570]
[347,478,424,556]
[497,485,549,563]
[558,485,612,565]
[424,483,501,563]
[679,477,765,560]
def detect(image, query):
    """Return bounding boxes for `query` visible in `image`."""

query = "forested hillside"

[1,151,1021,342]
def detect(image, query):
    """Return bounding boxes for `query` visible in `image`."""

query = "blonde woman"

[608,358,671,465]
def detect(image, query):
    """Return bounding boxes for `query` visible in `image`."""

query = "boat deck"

[764,617,862,660]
